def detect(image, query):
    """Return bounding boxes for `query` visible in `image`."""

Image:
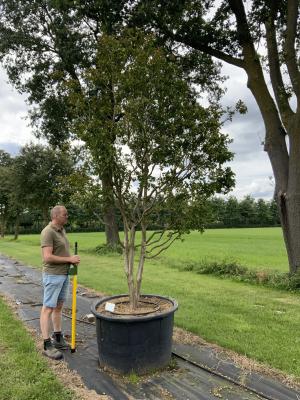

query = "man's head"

[50,205,68,227]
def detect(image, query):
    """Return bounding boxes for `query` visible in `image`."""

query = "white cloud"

[0,69,34,147]
[220,63,274,199]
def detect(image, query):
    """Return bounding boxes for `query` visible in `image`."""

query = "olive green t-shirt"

[41,222,70,275]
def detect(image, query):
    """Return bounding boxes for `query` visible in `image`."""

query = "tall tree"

[68,30,234,308]
[0,0,129,246]
[133,0,300,274]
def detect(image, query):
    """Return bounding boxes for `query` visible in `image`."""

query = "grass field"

[1,227,290,271]
[0,227,299,381]
[0,296,75,400]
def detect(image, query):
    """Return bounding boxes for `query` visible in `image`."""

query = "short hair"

[50,205,66,219]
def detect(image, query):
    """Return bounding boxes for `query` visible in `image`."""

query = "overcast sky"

[0,64,274,200]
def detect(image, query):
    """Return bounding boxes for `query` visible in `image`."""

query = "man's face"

[56,208,68,226]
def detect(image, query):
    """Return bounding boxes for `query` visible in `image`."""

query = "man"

[40,205,80,360]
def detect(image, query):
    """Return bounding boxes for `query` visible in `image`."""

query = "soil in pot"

[96,295,173,317]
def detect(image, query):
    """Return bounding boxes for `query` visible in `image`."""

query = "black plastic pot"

[91,294,178,374]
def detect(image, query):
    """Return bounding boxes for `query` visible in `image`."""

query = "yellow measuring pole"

[71,274,77,352]
[70,242,78,353]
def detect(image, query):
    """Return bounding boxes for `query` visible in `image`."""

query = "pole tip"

[71,348,76,353]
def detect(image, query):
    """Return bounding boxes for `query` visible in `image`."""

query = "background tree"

[239,195,256,226]
[255,198,272,227]
[67,30,234,308]
[132,0,300,274]
[13,144,77,225]
[0,151,13,237]
[0,0,130,246]
[224,196,241,227]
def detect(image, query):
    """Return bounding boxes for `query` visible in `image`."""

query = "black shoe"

[43,342,63,360]
[51,333,70,350]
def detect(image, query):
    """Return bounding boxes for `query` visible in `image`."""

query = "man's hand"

[69,255,80,265]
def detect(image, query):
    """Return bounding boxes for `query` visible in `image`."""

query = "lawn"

[162,227,289,272]
[1,227,289,271]
[0,227,299,381]
[0,296,75,400]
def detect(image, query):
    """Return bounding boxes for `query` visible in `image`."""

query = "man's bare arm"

[42,247,80,265]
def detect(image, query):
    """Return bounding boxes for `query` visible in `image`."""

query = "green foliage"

[68,30,234,236]
[0,1,225,145]
[13,143,78,222]
[127,372,140,384]
[0,151,24,237]
[0,150,13,167]
[93,244,123,255]
[0,0,238,256]
[65,29,234,304]
[173,260,300,291]
[206,196,280,227]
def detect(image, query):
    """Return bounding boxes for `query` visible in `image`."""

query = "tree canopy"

[65,29,234,307]
[0,0,229,248]
[129,0,300,274]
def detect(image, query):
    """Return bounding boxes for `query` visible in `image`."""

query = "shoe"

[51,333,70,350]
[43,342,63,360]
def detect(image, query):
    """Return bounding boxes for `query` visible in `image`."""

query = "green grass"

[2,227,289,271]
[0,296,75,400]
[0,228,299,381]
[161,228,289,272]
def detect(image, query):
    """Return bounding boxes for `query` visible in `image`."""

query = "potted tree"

[68,30,234,373]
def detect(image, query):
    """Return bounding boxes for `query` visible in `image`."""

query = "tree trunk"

[247,69,300,273]
[283,128,300,273]
[0,214,6,238]
[14,215,20,240]
[135,224,147,303]
[103,203,120,247]
[244,60,299,273]
[0,222,5,238]
[42,208,49,228]
[102,171,120,248]
[124,225,137,310]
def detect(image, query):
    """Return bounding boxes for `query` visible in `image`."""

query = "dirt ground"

[1,279,300,398]
[173,326,300,389]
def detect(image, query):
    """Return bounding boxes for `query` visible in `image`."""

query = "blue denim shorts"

[42,273,69,308]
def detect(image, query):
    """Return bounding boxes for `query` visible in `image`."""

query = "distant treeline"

[1,146,280,237]
[6,195,280,235]
[206,195,280,228]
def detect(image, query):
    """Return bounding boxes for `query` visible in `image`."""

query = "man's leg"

[40,305,53,339]
[52,301,63,332]
[51,276,70,350]
[40,305,63,360]
[41,274,64,359]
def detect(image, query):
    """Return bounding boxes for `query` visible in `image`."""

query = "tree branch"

[145,233,180,259]
[146,230,165,246]
[146,230,179,253]
[172,32,245,69]
[265,5,294,127]
[284,0,300,99]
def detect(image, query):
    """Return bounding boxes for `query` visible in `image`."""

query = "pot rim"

[91,293,178,322]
